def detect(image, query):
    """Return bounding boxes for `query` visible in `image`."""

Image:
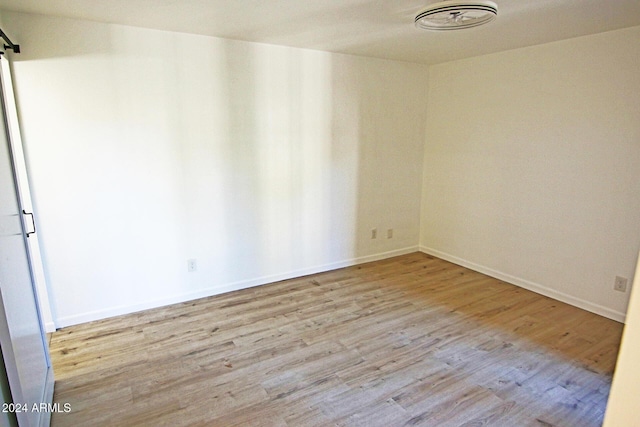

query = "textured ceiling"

[1,0,639,64]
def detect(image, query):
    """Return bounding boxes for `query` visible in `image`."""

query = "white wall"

[3,12,428,327]
[420,26,640,321]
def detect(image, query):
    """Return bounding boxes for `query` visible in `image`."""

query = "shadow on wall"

[6,10,427,326]
[176,37,351,285]
[7,12,369,325]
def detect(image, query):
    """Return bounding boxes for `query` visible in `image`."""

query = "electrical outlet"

[187,259,197,272]
[371,228,377,239]
[614,276,628,292]
[387,228,393,239]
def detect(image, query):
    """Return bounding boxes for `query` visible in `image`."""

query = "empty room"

[1,1,639,426]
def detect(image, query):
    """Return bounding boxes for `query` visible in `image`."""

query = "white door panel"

[0,54,54,427]
[0,57,54,333]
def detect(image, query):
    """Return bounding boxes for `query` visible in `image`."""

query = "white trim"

[55,246,419,328]
[419,246,626,323]
[43,320,56,333]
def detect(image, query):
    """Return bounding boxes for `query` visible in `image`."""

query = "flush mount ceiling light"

[415,0,498,30]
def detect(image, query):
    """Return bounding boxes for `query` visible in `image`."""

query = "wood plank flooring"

[49,253,624,426]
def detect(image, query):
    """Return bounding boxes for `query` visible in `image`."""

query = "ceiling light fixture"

[415,0,498,31]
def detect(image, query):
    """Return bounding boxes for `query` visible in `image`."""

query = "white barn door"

[0,54,54,426]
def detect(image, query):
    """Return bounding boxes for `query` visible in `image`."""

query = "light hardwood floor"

[49,253,623,426]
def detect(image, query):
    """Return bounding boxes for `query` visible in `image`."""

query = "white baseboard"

[55,246,419,328]
[43,321,56,333]
[420,246,626,323]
